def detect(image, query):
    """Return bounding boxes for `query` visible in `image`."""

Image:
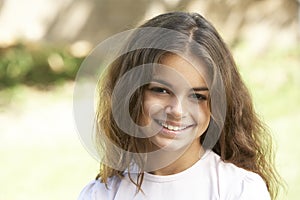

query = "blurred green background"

[0,0,299,199]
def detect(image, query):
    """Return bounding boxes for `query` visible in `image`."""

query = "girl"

[78,12,281,199]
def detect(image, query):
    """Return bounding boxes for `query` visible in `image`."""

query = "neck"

[149,141,205,175]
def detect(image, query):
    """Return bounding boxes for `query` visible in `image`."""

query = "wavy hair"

[95,12,282,199]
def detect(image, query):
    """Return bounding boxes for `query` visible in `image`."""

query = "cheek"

[190,102,210,119]
[140,95,165,125]
[201,105,211,126]
[190,103,211,132]
[143,91,168,114]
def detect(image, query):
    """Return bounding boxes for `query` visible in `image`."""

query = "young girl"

[78,12,281,199]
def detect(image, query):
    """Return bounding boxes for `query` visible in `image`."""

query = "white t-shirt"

[78,150,270,200]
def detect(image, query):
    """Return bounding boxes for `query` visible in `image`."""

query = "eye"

[149,87,169,94]
[189,93,207,101]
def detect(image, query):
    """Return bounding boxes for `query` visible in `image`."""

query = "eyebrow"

[151,79,209,91]
[151,79,173,88]
[191,87,209,91]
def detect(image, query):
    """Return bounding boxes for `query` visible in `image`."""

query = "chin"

[149,134,197,152]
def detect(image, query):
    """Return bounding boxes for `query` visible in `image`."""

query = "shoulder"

[237,171,271,200]
[205,151,271,200]
[77,177,121,200]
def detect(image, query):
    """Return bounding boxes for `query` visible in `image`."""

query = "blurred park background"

[0,0,299,199]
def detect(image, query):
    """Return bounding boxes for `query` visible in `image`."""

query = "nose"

[165,96,184,119]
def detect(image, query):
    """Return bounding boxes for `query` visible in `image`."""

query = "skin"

[140,54,211,175]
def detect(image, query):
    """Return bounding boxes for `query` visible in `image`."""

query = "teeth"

[173,126,179,131]
[160,122,187,131]
[167,125,173,130]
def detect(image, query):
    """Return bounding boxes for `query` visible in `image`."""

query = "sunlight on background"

[0,0,299,199]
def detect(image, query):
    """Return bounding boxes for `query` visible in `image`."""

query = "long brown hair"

[95,12,282,199]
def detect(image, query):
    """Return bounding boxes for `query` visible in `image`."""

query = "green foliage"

[0,43,84,89]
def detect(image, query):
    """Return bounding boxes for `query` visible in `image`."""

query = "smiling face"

[140,54,211,152]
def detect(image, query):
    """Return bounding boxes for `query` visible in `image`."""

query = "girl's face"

[140,54,210,151]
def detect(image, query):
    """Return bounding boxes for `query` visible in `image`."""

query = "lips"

[154,119,194,132]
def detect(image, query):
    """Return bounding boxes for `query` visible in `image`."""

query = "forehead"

[152,54,207,87]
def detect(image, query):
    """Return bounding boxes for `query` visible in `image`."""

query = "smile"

[154,120,193,132]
